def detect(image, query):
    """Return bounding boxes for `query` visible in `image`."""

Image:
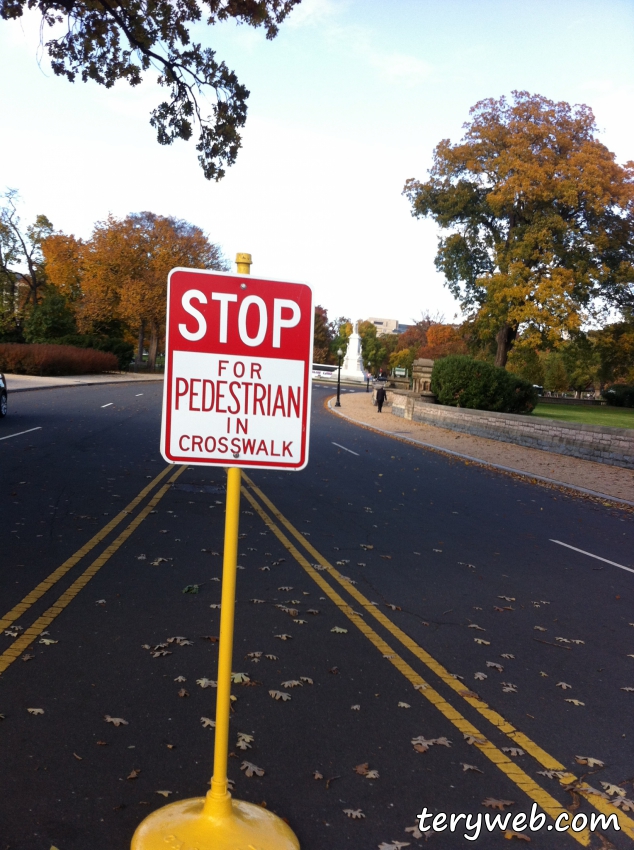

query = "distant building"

[365,317,412,336]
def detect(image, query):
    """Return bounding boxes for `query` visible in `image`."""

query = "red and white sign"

[160,268,313,470]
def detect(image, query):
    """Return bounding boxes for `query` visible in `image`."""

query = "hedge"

[54,335,134,371]
[431,355,537,414]
[0,343,118,376]
[602,384,634,408]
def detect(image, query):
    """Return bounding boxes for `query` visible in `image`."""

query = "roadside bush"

[431,355,538,414]
[0,343,118,376]
[602,384,634,408]
[55,335,134,371]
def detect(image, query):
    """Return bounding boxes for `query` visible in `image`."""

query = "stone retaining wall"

[390,392,634,469]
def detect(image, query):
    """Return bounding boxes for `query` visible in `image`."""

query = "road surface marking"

[241,484,590,845]
[135,393,143,396]
[0,464,175,632]
[242,473,634,841]
[0,466,186,676]
[0,426,42,442]
[331,442,359,456]
[101,403,114,408]
[550,540,634,575]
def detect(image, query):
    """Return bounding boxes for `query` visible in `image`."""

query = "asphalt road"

[1,381,633,850]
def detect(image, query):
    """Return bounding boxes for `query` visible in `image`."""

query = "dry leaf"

[386,603,401,611]
[366,769,379,779]
[611,798,634,811]
[27,708,44,715]
[534,626,547,632]
[575,756,604,768]
[474,638,491,645]
[503,831,530,841]
[231,672,250,684]
[331,627,348,633]
[241,761,264,777]
[104,715,128,727]
[269,690,291,701]
[461,763,483,773]
[156,790,172,797]
[354,763,369,775]
[502,747,524,757]
[265,654,278,660]
[313,770,323,779]
[178,688,189,698]
[281,680,302,688]
[483,798,514,810]
[275,634,292,641]
[300,677,313,684]
[556,682,572,690]
[621,687,634,692]
[565,699,585,706]
[498,596,515,602]
[501,653,515,659]
[474,672,487,680]
[486,661,503,671]
[468,624,485,631]
[174,676,186,682]
[200,717,215,728]
[351,704,361,711]
[196,678,216,689]
[73,752,82,760]
[127,769,140,780]
[398,702,411,708]
[537,770,568,779]
[236,733,254,750]
[39,638,57,645]
[601,783,626,797]
[464,734,486,745]
[502,684,518,693]
[343,808,365,819]
[411,736,436,753]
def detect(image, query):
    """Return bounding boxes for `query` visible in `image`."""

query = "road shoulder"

[327,390,634,507]
[5,372,164,392]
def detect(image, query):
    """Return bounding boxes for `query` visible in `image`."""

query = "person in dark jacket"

[375,385,386,413]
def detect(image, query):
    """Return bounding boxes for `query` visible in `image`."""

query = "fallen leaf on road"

[474,639,491,645]
[483,798,514,810]
[22,654,34,661]
[127,769,140,779]
[178,689,188,698]
[282,680,302,688]
[501,654,515,659]
[250,598,265,604]
[556,682,572,690]
[174,676,186,682]
[464,734,486,745]
[265,654,278,660]
[621,687,634,692]
[241,761,264,777]
[502,683,518,693]
[366,769,379,779]
[534,626,546,632]
[27,708,44,715]
[313,770,323,779]
[411,736,436,753]
[461,763,483,773]
[104,715,128,726]
[503,831,530,841]
[351,704,360,710]
[611,798,634,811]
[386,603,401,611]
[354,763,369,775]
[502,747,524,757]
[468,624,485,631]
[39,639,57,645]
[182,585,199,594]
[474,672,487,680]
[231,672,250,684]
[196,678,216,689]
[275,634,292,641]
[300,677,313,684]
[236,733,254,750]
[565,699,585,706]
[209,604,221,609]
[343,808,365,818]
[156,790,172,797]
[601,783,626,797]
[200,717,215,728]
[398,702,410,708]
[269,690,291,701]
[537,770,568,779]
[331,627,348,633]
[575,756,604,768]
[486,662,503,672]
[498,596,515,602]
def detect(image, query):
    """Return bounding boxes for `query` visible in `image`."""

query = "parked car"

[0,373,7,417]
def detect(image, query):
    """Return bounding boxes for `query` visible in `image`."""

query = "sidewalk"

[5,372,164,393]
[328,390,634,506]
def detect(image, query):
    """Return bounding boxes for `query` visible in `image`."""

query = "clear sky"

[1,0,633,325]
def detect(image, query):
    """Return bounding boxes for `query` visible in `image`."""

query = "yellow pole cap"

[235,253,252,274]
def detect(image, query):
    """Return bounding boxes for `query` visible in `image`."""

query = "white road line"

[332,441,359,456]
[0,426,42,442]
[101,403,114,408]
[550,539,634,575]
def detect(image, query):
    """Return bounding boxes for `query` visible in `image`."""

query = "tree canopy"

[1,0,301,179]
[403,91,634,366]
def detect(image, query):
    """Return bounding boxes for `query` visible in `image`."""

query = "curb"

[327,397,634,510]
[8,376,164,394]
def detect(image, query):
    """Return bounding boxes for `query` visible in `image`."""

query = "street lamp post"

[335,348,343,407]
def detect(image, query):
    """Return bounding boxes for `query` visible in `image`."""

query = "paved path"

[1,382,632,849]
[4,372,164,392]
[328,389,634,505]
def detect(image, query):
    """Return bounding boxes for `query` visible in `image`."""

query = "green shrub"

[431,355,537,414]
[23,292,77,342]
[0,343,118,376]
[602,384,634,408]
[55,335,134,371]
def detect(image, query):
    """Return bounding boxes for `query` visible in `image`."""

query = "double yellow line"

[241,472,634,845]
[0,464,186,675]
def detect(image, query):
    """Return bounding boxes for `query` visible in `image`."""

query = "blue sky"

[1,0,633,324]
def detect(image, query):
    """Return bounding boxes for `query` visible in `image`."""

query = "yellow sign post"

[131,255,300,850]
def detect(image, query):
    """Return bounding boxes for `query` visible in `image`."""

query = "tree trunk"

[494,323,517,368]
[136,322,145,367]
[147,321,159,372]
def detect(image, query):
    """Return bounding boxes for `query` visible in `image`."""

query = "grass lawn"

[532,403,634,429]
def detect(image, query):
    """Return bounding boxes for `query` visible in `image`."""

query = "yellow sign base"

[131,791,300,850]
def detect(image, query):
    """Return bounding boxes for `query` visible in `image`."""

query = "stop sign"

[160,268,314,470]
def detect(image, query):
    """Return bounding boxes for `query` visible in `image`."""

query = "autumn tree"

[0,189,53,310]
[404,91,634,367]
[417,324,466,360]
[2,1,300,179]
[77,212,228,369]
[313,305,332,363]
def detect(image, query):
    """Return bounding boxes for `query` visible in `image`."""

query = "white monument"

[339,321,367,383]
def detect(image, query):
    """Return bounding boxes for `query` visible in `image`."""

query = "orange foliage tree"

[417,324,466,359]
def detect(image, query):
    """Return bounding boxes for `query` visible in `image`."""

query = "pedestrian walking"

[375,385,387,413]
